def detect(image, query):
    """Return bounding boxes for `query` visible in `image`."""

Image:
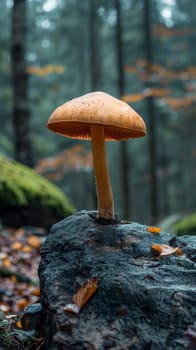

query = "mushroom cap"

[47,91,146,141]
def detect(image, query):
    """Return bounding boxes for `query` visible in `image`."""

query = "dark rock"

[21,302,43,331]
[39,211,196,350]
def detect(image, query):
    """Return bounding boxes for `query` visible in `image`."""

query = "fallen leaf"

[6,314,17,320]
[0,252,8,260]
[30,287,40,296]
[64,303,80,314]
[151,244,182,257]
[17,298,29,311]
[16,320,23,329]
[2,258,11,268]
[147,226,161,234]
[22,245,33,253]
[73,278,98,309]
[64,278,98,314]
[0,225,46,315]
[12,241,23,251]
[0,303,10,313]
[27,236,41,249]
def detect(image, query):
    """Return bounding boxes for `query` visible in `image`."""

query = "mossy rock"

[0,155,75,228]
[173,212,196,236]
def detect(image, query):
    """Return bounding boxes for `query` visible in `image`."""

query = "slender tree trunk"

[89,0,100,210]
[115,0,130,219]
[11,0,34,167]
[89,0,101,91]
[143,0,158,223]
[77,2,86,94]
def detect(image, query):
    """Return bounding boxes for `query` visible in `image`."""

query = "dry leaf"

[147,226,161,234]
[151,244,182,257]
[30,287,40,296]
[0,252,7,260]
[17,298,29,311]
[0,226,44,316]
[6,314,17,320]
[12,241,23,251]
[64,278,98,314]
[73,277,98,309]
[27,235,41,249]
[22,245,33,253]
[64,303,80,314]
[0,303,10,313]
[2,258,11,268]
[16,320,23,329]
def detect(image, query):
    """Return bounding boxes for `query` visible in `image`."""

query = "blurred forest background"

[1,0,196,224]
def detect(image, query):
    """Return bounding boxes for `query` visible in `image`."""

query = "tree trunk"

[11,0,34,167]
[143,0,158,223]
[89,0,101,91]
[77,2,87,94]
[89,0,101,210]
[115,0,130,220]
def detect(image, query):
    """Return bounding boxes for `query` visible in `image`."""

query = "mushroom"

[47,91,146,222]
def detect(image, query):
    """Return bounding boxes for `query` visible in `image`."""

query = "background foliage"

[0,0,195,223]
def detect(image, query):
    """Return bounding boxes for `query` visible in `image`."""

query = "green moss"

[174,212,196,236]
[0,155,75,217]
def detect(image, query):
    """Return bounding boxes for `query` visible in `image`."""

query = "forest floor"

[0,226,48,349]
[0,226,47,316]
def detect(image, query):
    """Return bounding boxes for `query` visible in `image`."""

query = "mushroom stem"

[91,125,114,220]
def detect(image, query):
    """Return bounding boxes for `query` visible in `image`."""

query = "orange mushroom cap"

[47,91,146,141]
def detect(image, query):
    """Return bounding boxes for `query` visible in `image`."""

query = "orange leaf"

[17,299,28,311]
[151,243,162,254]
[73,278,98,309]
[16,320,23,329]
[31,287,40,296]
[12,241,23,251]
[22,245,33,253]
[147,226,161,234]
[27,236,41,249]
[64,278,98,314]
[2,258,11,268]
[151,244,182,257]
